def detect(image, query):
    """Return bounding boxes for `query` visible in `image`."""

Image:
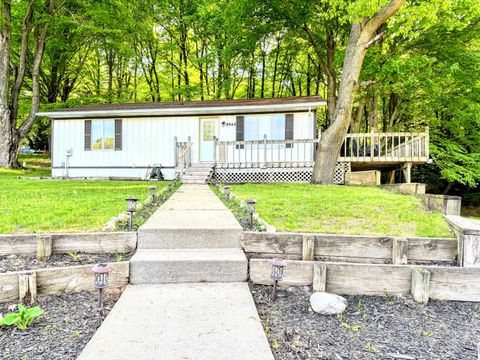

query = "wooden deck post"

[402,162,412,183]
[411,268,430,304]
[312,263,327,292]
[37,235,53,261]
[302,235,315,261]
[392,237,408,265]
[19,272,37,303]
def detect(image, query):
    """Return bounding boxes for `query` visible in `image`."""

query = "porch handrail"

[175,136,193,178]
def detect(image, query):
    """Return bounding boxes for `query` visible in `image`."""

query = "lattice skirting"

[214,163,350,184]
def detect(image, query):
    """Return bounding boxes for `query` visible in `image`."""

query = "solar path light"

[92,263,112,313]
[270,259,286,301]
[125,197,139,230]
[149,185,157,204]
[224,186,231,199]
[246,199,256,228]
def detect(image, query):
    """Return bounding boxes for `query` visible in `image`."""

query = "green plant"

[364,343,380,353]
[114,249,125,262]
[356,299,363,311]
[423,331,433,337]
[0,304,44,330]
[272,339,280,350]
[342,322,361,332]
[68,252,80,262]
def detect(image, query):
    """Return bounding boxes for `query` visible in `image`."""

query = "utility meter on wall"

[65,148,73,156]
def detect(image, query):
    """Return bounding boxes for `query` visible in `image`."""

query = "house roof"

[36,96,326,119]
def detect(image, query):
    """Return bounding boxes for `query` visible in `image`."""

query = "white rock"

[310,292,347,315]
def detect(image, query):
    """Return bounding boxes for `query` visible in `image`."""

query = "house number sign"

[221,121,236,127]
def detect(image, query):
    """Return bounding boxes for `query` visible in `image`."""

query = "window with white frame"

[91,119,115,150]
[244,114,286,141]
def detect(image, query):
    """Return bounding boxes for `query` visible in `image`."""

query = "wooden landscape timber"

[445,215,480,267]
[242,232,457,264]
[0,232,137,257]
[0,261,129,303]
[249,259,480,302]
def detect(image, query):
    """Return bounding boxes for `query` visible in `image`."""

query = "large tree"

[0,0,54,168]
[311,0,405,183]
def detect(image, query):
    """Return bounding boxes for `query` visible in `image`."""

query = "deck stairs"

[180,163,214,184]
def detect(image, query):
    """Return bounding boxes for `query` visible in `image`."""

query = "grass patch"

[0,156,167,234]
[230,183,453,238]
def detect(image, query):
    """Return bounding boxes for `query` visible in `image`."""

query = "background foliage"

[6,0,480,195]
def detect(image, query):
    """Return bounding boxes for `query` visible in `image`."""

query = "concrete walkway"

[79,283,273,360]
[78,184,273,360]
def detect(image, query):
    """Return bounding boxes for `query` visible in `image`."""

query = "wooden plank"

[0,234,37,255]
[302,235,315,261]
[407,237,457,262]
[392,237,408,265]
[0,272,19,303]
[244,232,456,264]
[250,259,412,296]
[35,261,129,296]
[0,232,137,256]
[314,234,392,261]
[312,263,326,292]
[242,232,303,256]
[411,268,430,304]
[37,235,53,261]
[52,232,137,254]
[429,267,480,301]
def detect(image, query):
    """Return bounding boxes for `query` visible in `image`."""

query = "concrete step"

[190,163,213,168]
[129,248,248,284]
[184,169,212,175]
[138,207,243,248]
[182,174,210,180]
[182,179,207,184]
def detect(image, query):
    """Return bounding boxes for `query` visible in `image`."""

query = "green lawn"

[230,183,453,238]
[0,155,165,233]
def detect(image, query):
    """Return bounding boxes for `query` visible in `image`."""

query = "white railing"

[215,128,429,169]
[216,135,317,169]
[339,128,429,162]
[174,136,192,178]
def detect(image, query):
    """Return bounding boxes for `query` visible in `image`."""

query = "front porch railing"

[215,128,429,169]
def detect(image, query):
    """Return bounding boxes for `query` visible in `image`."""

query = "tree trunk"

[0,0,52,168]
[312,0,405,183]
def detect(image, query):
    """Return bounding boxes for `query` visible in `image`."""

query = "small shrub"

[68,252,80,262]
[0,304,44,330]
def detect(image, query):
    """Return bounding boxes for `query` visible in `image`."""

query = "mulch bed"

[251,283,480,360]
[0,252,133,273]
[0,290,121,359]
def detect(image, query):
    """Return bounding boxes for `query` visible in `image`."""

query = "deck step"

[129,248,248,284]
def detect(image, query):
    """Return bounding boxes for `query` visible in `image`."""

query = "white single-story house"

[37,96,429,184]
[38,96,324,180]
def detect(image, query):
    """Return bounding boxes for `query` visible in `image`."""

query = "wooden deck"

[214,128,429,169]
[174,129,429,184]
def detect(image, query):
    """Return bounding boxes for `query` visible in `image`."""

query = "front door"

[199,118,218,162]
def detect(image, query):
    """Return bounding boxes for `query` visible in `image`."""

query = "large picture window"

[91,119,115,150]
[244,114,286,141]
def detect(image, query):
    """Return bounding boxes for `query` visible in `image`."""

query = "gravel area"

[251,283,480,360]
[0,252,133,273]
[0,290,121,359]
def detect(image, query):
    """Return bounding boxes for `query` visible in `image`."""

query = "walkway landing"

[79,283,273,360]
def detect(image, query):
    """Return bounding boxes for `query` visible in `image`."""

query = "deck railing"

[215,128,429,169]
[339,128,429,163]
[216,135,317,168]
